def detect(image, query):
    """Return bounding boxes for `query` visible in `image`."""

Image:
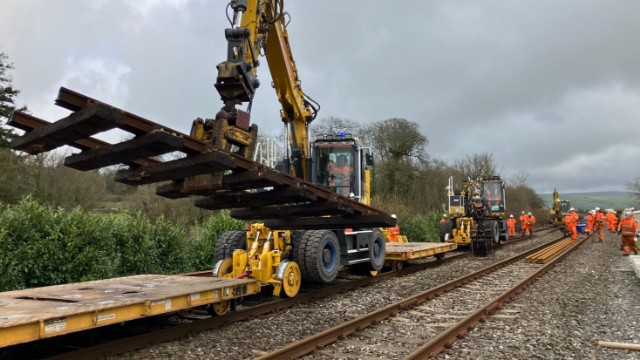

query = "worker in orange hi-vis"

[387,214,400,242]
[507,214,516,236]
[585,209,595,233]
[525,212,536,238]
[439,214,448,224]
[594,207,606,241]
[564,212,578,240]
[618,211,638,256]
[519,211,527,237]
[606,210,618,232]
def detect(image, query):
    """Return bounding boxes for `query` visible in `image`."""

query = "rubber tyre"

[297,230,340,284]
[472,240,489,257]
[212,231,247,265]
[491,221,500,245]
[439,221,452,242]
[290,230,305,263]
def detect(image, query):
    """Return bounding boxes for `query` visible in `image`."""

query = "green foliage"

[189,211,247,270]
[0,198,246,292]
[398,212,441,243]
[0,50,20,148]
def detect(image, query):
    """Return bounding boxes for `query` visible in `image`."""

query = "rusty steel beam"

[64,131,185,171]
[8,111,160,167]
[264,214,395,230]
[115,150,236,186]
[195,187,318,210]
[231,201,352,220]
[8,87,396,227]
[55,87,206,155]
[11,104,125,155]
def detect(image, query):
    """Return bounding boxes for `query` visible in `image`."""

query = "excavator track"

[8,87,394,230]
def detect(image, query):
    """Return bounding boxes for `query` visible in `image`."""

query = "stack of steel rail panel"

[8,87,394,230]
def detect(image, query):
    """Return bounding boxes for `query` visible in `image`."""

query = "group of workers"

[563,207,639,256]
[506,211,536,237]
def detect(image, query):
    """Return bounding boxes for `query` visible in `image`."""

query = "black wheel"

[439,221,453,242]
[297,230,340,284]
[491,221,500,245]
[212,231,246,264]
[353,230,386,275]
[290,230,305,264]
[370,230,386,271]
[472,239,489,257]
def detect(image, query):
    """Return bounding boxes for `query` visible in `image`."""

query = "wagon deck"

[385,242,457,261]
[0,274,258,348]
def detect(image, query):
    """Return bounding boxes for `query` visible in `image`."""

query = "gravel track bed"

[436,231,640,360]
[116,231,560,359]
[309,260,545,359]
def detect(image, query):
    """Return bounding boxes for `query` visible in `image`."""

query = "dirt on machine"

[439,175,508,256]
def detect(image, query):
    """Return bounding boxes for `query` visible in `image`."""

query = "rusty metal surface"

[8,87,394,229]
[43,253,468,360]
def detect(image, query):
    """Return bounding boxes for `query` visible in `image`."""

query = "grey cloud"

[2,0,640,193]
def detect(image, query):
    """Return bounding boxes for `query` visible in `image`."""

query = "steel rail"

[257,234,571,360]
[35,231,549,359]
[406,233,591,359]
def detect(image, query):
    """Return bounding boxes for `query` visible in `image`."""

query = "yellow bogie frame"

[451,217,474,244]
[380,228,407,270]
[218,224,301,299]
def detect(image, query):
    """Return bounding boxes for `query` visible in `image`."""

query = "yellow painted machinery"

[440,175,508,256]
[204,0,388,311]
[549,187,571,226]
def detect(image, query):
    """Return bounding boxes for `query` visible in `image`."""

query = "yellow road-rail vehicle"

[1,0,460,346]
[549,187,571,226]
[440,176,508,256]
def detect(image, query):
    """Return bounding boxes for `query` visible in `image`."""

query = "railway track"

[258,230,586,359]
[0,228,554,360]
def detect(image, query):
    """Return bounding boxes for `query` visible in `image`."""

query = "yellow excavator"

[549,187,571,226]
[197,0,387,312]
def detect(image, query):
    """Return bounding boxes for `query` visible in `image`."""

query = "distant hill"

[539,191,638,211]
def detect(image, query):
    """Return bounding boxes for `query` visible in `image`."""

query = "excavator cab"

[481,178,506,215]
[311,134,371,204]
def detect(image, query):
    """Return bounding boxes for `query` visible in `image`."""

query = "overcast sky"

[2,0,640,194]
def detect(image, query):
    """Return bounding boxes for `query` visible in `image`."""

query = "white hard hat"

[510,214,514,218]
[625,211,633,217]
[443,214,448,217]
[528,212,532,215]
[595,207,600,211]
[391,214,397,219]
[521,211,525,214]
[569,207,575,211]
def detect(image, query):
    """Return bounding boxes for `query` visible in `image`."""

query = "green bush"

[398,212,440,242]
[188,211,247,270]
[0,198,246,292]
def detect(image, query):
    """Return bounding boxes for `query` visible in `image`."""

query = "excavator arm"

[213,0,318,180]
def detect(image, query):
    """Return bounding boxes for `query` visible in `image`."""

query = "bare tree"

[364,118,427,163]
[509,169,530,187]
[627,177,640,201]
[310,116,362,138]
[453,152,497,179]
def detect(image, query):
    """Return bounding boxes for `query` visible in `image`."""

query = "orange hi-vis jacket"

[507,218,516,229]
[586,213,594,231]
[519,214,526,228]
[620,217,638,236]
[570,211,578,221]
[564,213,577,227]
[607,212,617,225]
[595,212,606,230]
[388,225,401,242]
